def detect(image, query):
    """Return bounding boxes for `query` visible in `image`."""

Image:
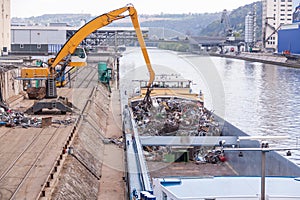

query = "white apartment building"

[262,0,293,51]
[0,0,10,56]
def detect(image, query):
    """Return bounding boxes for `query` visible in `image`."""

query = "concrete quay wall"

[51,84,111,199]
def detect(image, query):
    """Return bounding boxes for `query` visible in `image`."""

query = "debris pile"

[143,146,167,162]
[132,98,221,136]
[132,98,226,164]
[52,118,76,126]
[0,107,75,128]
[0,65,18,73]
[106,135,124,148]
[195,147,226,164]
[0,108,32,127]
[142,145,227,164]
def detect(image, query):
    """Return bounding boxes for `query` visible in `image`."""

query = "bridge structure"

[11,24,243,55]
[10,25,150,55]
[66,26,150,50]
[68,26,240,53]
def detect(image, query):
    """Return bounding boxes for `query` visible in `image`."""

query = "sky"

[11,0,262,18]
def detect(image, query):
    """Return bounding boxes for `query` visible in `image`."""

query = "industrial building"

[245,11,257,51]
[10,25,149,55]
[277,3,300,55]
[262,0,294,51]
[11,24,67,55]
[278,23,300,54]
[0,0,10,56]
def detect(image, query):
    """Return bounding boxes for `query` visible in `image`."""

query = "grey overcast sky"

[11,0,261,18]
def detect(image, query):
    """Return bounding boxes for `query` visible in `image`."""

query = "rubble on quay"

[0,65,18,73]
[0,106,75,128]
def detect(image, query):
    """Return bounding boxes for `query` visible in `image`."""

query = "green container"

[98,62,107,82]
[36,60,43,66]
[164,154,175,162]
[35,80,39,88]
[98,62,107,71]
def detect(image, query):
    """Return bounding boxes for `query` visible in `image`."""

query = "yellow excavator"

[20,4,155,114]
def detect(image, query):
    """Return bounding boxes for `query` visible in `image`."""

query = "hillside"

[12,14,92,26]
[201,1,262,39]
[11,1,262,39]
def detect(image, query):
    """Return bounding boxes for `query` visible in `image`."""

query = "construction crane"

[221,9,235,42]
[19,4,155,114]
[262,16,276,50]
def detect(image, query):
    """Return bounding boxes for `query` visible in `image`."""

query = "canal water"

[120,48,300,164]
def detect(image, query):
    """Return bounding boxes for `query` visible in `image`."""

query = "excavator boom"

[48,5,155,88]
[19,5,155,114]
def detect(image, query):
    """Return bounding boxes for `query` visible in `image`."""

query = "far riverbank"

[209,52,300,68]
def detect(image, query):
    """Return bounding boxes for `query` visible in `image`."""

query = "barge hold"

[124,74,300,200]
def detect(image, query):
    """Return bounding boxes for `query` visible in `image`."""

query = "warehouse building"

[278,23,300,54]
[11,24,68,55]
[10,24,149,55]
[278,3,300,55]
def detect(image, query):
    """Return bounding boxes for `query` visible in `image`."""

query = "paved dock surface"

[0,87,84,199]
[98,87,125,200]
[0,57,126,199]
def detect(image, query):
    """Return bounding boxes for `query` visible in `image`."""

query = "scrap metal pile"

[0,65,18,73]
[0,108,41,128]
[0,107,75,128]
[132,98,221,136]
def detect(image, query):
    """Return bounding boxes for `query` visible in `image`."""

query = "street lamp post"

[261,150,266,200]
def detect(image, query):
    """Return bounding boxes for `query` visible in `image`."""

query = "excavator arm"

[47,4,155,88]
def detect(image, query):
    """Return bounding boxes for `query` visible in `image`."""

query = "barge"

[123,74,300,200]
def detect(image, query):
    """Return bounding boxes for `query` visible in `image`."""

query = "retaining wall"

[51,84,111,199]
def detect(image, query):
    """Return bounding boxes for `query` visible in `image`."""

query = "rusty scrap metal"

[132,98,220,137]
[0,107,75,128]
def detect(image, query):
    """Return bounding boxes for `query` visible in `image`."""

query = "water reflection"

[211,57,300,163]
[171,54,300,164]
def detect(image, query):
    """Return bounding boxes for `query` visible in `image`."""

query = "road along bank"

[209,52,300,68]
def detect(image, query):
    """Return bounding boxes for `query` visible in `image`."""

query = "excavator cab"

[70,47,87,67]
[55,47,87,86]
